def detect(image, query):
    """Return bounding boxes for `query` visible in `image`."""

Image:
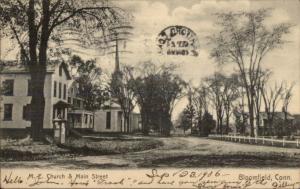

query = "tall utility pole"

[0,32,2,61]
[114,32,120,73]
[107,26,133,73]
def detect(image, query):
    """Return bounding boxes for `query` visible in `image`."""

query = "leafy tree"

[130,62,186,136]
[209,9,292,136]
[70,55,109,111]
[199,111,216,136]
[179,104,195,135]
[0,0,130,140]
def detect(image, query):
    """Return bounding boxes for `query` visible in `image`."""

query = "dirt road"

[1,137,300,169]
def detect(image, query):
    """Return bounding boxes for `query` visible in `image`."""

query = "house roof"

[293,114,300,121]
[53,100,71,108]
[0,60,71,79]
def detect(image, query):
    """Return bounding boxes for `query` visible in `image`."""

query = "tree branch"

[9,22,30,63]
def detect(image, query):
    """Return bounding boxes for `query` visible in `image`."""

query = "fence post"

[271,137,273,146]
[244,136,245,142]
[297,139,299,148]
[263,136,265,144]
[255,136,257,144]
[248,136,251,144]
[283,138,285,147]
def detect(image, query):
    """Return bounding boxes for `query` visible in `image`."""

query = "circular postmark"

[156,25,199,56]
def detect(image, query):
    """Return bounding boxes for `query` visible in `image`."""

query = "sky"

[1,0,299,119]
[112,0,300,118]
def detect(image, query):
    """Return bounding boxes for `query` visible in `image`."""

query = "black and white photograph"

[0,0,300,188]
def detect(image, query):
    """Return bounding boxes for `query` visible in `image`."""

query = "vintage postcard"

[0,0,299,188]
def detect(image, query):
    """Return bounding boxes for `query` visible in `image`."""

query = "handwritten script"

[1,169,300,188]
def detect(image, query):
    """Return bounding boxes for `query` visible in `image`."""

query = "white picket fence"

[209,134,300,148]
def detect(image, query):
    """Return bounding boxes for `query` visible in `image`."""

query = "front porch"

[68,110,94,129]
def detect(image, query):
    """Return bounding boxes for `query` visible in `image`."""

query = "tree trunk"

[219,117,223,134]
[141,108,149,135]
[27,0,50,141]
[226,114,230,134]
[30,65,46,141]
[248,101,255,137]
[256,113,260,135]
[126,114,130,133]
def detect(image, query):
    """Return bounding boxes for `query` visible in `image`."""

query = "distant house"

[67,80,141,133]
[255,112,294,136]
[67,80,94,130]
[93,99,141,133]
[93,99,124,133]
[293,114,300,135]
[129,112,142,132]
[0,61,71,137]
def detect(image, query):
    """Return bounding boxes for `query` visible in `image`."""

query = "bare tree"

[191,84,208,133]
[260,81,284,136]
[0,0,130,140]
[209,9,292,136]
[281,82,294,117]
[205,72,226,134]
[221,74,240,133]
[231,72,251,135]
[281,82,295,135]
[254,70,271,135]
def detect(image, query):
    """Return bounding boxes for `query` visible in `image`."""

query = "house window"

[59,65,62,76]
[23,104,31,121]
[90,115,93,127]
[3,104,13,120]
[27,80,32,96]
[57,108,62,118]
[1,80,14,96]
[106,112,111,129]
[63,84,67,100]
[54,81,57,97]
[85,114,88,124]
[77,99,81,108]
[62,108,65,119]
[59,82,62,98]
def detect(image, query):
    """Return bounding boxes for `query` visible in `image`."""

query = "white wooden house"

[0,61,71,137]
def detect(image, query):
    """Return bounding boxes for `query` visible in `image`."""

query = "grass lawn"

[0,137,72,161]
[63,136,163,155]
[0,135,163,161]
